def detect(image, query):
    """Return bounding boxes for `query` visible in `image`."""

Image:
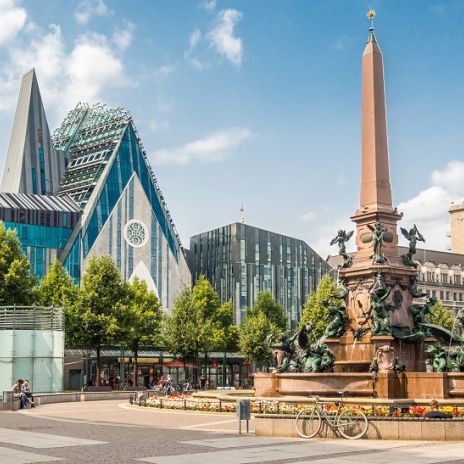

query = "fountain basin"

[254,372,464,399]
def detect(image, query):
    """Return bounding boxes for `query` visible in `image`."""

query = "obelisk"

[334,11,420,373]
[349,11,403,268]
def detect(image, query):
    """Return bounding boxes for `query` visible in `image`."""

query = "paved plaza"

[0,401,462,463]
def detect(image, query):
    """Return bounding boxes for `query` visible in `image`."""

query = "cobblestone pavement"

[0,401,462,464]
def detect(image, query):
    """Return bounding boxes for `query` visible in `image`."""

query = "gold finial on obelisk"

[367,10,376,41]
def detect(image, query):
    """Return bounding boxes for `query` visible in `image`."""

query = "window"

[31,168,38,194]
[240,240,245,262]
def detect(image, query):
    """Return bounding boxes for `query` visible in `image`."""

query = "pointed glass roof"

[53,103,185,256]
[53,103,130,208]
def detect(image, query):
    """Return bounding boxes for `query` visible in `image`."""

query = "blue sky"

[0,0,463,256]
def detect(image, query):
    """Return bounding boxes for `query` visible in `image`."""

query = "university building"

[0,69,190,309]
[190,222,331,328]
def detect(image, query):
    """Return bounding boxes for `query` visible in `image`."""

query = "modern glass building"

[190,222,331,328]
[0,70,190,308]
[0,193,80,278]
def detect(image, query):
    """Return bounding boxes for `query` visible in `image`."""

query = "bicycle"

[295,391,368,440]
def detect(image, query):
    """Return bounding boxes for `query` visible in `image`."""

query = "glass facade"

[3,222,74,279]
[190,222,331,328]
[82,125,179,261]
[4,222,72,249]
[63,237,81,284]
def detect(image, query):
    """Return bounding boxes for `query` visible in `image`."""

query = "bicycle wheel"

[336,409,368,439]
[295,407,322,439]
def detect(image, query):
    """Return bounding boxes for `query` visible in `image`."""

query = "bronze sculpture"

[368,221,388,264]
[400,224,425,267]
[268,324,335,373]
[411,296,437,336]
[330,230,354,268]
[322,298,348,338]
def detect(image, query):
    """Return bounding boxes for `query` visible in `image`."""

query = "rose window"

[124,220,149,248]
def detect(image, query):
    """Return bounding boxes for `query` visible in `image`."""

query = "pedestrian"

[12,379,27,409]
[22,380,34,407]
[424,400,453,419]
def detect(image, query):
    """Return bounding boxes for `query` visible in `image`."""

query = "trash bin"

[236,399,250,434]
[236,399,251,420]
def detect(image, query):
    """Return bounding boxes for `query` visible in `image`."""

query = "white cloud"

[298,211,317,223]
[200,0,216,12]
[0,0,27,45]
[148,118,169,133]
[0,22,129,120]
[398,160,464,251]
[153,127,252,165]
[431,160,464,197]
[64,33,125,109]
[153,65,175,78]
[184,28,209,70]
[206,9,243,66]
[112,21,134,50]
[398,186,450,222]
[75,0,110,25]
[188,57,209,70]
[190,28,202,48]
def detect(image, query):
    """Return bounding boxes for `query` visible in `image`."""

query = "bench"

[82,386,112,392]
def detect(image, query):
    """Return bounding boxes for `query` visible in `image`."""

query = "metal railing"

[0,306,64,331]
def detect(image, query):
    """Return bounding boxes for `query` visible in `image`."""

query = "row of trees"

[0,222,289,383]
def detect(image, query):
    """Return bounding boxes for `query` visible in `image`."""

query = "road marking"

[0,427,106,449]
[0,446,63,463]
[181,436,304,448]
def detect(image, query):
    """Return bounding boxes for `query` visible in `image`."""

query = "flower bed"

[136,395,464,418]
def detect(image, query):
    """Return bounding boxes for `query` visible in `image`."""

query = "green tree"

[118,277,162,386]
[0,222,35,305]
[164,276,239,382]
[192,276,236,355]
[300,275,342,343]
[36,259,80,347]
[78,256,126,385]
[426,299,454,330]
[163,285,203,376]
[215,301,239,352]
[239,311,278,369]
[248,291,287,330]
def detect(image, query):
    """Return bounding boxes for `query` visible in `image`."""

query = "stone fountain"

[254,14,464,400]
